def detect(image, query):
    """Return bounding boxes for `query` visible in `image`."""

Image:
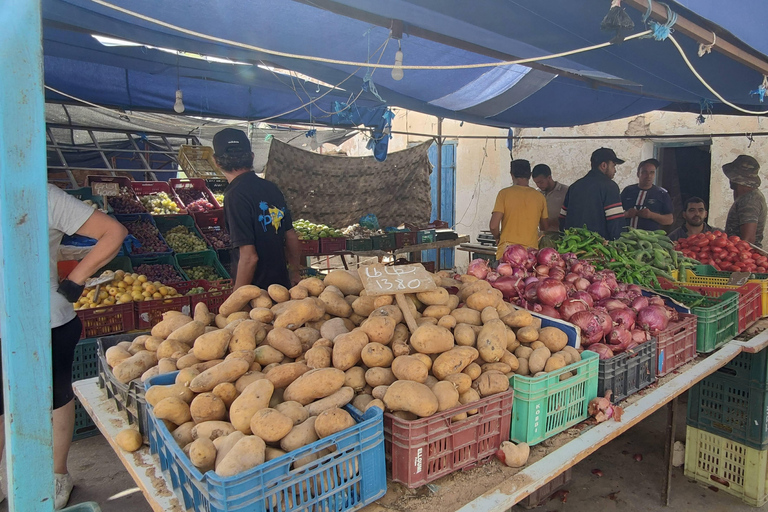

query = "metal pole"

[0,1,55,510]
[436,117,443,220]
[661,397,679,506]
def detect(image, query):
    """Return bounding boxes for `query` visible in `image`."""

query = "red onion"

[549,267,566,281]
[535,265,551,277]
[588,343,615,360]
[502,244,528,267]
[538,278,568,307]
[598,298,628,311]
[631,329,650,342]
[588,281,611,301]
[565,273,580,284]
[497,262,513,276]
[563,281,575,294]
[608,326,632,347]
[617,282,629,292]
[637,305,670,332]
[570,262,584,275]
[647,296,666,307]
[446,286,460,295]
[623,341,641,353]
[612,291,630,302]
[538,305,561,319]
[594,308,613,336]
[575,278,591,291]
[559,298,589,321]
[486,271,500,282]
[524,282,540,302]
[524,276,539,286]
[570,311,604,345]
[627,284,643,294]
[491,276,519,300]
[537,247,561,267]
[630,296,649,311]
[570,290,594,308]
[468,258,490,279]
[610,308,636,330]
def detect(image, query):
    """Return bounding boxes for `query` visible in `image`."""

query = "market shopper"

[214,128,301,289]
[0,185,127,509]
[532,164,568,231]
[621,159,674,231]
[667,197,716,241]
[723,155,767,247]
[559,148,625,240]
[490,159,548,259]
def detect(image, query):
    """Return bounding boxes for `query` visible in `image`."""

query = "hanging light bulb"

[391,41,404,81]
[173,89,185,113]
[309,133,319,150]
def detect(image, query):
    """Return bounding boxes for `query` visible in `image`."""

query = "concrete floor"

[2,395,763,512]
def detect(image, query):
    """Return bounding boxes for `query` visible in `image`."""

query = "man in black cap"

[213,128,301,290]
[723,155,766,246]
[559,148,625,240]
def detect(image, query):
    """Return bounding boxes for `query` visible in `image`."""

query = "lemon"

[152,292,162,299]
[108,287,118,296]
[123,275,135,285]
[159,286,169,296]
[117,282,127,289]
[120,293,132,303]
[167,287,177,295]
[137,275,147,283]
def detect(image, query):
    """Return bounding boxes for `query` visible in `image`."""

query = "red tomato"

[757,266,767,273]
[712,237,727,248]
[705,233,716,241]
[730,236,742,243]
[695,238,709,247]
[737,242,751,252]
[740,253,753,262]
[746,265,757,272]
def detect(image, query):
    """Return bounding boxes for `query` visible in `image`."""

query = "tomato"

[730,236,742,243]
[712,237,727,248]
[713,230,724,237]
[695,238,709,247]
[757,266,767,273]
[737,242,751,252]
[740,252,754,262]
[746,265,757,272]
[720,262,731,271]
[705,233,716,241]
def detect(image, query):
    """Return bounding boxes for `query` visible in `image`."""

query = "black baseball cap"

[213,128,251,155]
[590,147,625,167]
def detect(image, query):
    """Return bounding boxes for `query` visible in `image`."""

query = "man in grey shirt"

[723,155,766,246]
[533,164,568,231]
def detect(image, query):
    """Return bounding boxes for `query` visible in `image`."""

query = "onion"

[565,273,580,284]
[598,298,628,311]
[637,305,670,332]
[575,278,591,291]
[524,282,539,302]
[485,271,500,282]
[549,267,566,281]
[538,305,561,319]
[588,281,611,301]
[630,296,649,311]
[588,343,615,360]
[647,296,666,307]
[593,308,613,335]
[537,278,568,307]
[563,281,575,294]
[610,308,636,330]
[537,247,561,267]
[497,262,513,276]
[467,258,490,279]
[570,311,604,346]
[491,276,519,300]
[570,290,594,308]
[535,265,551,277]
[445,286,460,295]
[570,262,584,275]
[524,276,539,286]
[502,244,529,267]
[631,329,650,342]
[612,291,630,302]
[608,326,632,347]
[559,298,589,321]
[627,284,643,294]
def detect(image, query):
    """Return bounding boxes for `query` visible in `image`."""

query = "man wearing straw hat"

[723,155,766,247]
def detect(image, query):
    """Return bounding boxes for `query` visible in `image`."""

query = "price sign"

[727,272,751,287]
[358,264,436,296]
[92,182,119,197]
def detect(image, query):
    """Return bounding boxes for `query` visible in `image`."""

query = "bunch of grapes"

[110,187,146,214]
[176,189,217,212]
[184,265,222,281]
[164,225,207,253]
[133,263,183,283]
[202,227,231,249]
[124,220,170,254]
[139,192,181,215]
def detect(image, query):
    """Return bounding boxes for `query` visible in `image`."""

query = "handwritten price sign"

[358,264,436,296]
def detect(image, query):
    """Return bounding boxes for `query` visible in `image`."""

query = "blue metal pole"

[0,0,55,510]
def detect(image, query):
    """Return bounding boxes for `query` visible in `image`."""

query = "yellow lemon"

[158,286,169,296]
[108,287,118,296]
[167,287,177,296]
[152,292,163,299]
[137,275,147,283]
[145,284,156,294]
[123,275,134,285]
[142,291,152,298]
[120,293,132,303]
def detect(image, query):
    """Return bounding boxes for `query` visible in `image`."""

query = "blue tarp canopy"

[41,0,768,128]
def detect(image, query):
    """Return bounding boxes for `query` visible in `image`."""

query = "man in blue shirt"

[621,158,674,231]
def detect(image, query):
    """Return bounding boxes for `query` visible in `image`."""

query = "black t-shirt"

[224,172,293,289]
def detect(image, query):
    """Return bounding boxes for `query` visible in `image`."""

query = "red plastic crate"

[76,302,136,339]
[655,313,698,377]
[135,296,191,330]
[169,177,221,210]
[174,279,232,315]
[299,239,320,256]
[87,175,146,214]
[394,232,418,248]
[192,210,231,250]
[319,237,347,254]
[384,389,514,488]
[130,181,186,215]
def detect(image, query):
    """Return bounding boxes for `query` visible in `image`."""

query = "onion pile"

[472,244,680,359]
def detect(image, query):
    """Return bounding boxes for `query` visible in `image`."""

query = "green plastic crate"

[73,398,99,441]
[72,338,100,441]
[686,265,768,316]
[371,233,396,251]
[509,351,599,445]
[653,289,739,353]
[175,249,231,280]
[129,254,188,282]
[720,349,768,386]
[95,256,133,277]
[153,214,209,254]
[347,238,373,252]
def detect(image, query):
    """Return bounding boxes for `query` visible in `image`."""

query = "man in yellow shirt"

[490,159,548,259]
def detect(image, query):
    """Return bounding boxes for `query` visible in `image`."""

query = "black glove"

[57,279,85,303]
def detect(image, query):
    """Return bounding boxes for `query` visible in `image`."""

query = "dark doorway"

[656,144,712,232]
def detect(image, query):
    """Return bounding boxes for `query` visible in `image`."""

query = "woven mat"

[264,139,432,228]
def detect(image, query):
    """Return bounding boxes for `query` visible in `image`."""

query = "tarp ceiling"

[41,0,768,128]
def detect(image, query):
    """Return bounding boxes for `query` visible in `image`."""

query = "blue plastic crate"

[145,373,386,512]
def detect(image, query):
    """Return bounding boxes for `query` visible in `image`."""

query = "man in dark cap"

[213,128,301,289]
[724,155,766,246]
[559,148,625,240]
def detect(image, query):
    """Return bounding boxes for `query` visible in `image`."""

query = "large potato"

[190,393,227,423]
[191,421,236,441]
[432,346,480,380]
[189,358,250,393]
[280,417,318,452]
[304,386,354,416]
[465,289,503,312]
[383,381,439,418]
[416,288,449,306]
[332,330,369,371]
[432,381,460,412]
[314,408,356,438]
[229,320,262,352]
[219,285,262,317]
[473,370,510,397]
[153,397,192,425]
[359,316,397,344]
[112,351,158,384]
[477,319,507,363]
[283,368,345,405]
[266,327,303,358]
[539,327,568,353]
[249,408,293,443]
[193,330,232,361]
[360,343,394,368]
[324,270,363,295]
[151,314,193,339]
[391,355,429,383]
[364,367,397,387]
[410,324,454,354]
[304,345,332,369]
[167,320,206,344]
[214,435,265,477]
[450,308,482,326]
[273,298,325,330]
[319,289,353,318]
[266,362,311,389]
[229,379,274,433]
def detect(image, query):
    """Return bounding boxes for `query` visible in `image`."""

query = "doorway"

[655,142,712,232]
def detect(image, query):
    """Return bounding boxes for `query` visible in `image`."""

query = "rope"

[641,1,677,41]
[697,32,716,57]
[88,0,651,71]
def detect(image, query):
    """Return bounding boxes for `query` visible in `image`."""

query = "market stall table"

[338,236,470,269]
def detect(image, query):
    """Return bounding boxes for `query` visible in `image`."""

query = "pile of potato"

[105,269,576,478]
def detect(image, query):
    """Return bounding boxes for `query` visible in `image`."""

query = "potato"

[192,421,236,441]
[473,370,509,397]
[319,289,353,318]
[528,347,552,374]
[432,346,479,380]
[214,431,245,470]
[284,368,345,405]
[191,359,225,373]
[294,327,320,348]
[314,408,356,438]
[250,408,294,443]
[299,277,325,297]
[167,320,205,345]
[176,352,201,370]
[501,351,520,372]
[226,312,251,325]
[112,351,158,384]
[458,279,491,302]
[544,355,567,373]
[369,304,404,325]
[416,317,437,327]
[156,339,190,360]
[115,429,142,452]
[463,362,482,380]
[154,397,192,425]
[143,336,164,352]
[172,422,195,448]
[350,296,376,318]
[499,441,530,468]
[192,330,231,361]
[146,383,195,407]
[515,346,533,359]
[323,269,363,295]
[563,346,581,363]
[264,327,301,358]
[214,314,229,329]
[414,288,448,306]
[215,435,266,477]
[226,320,259,353]
[359,316,397,344]
[273,298,325,330]
[352,394,374,411]
[189,358,250,393]
[304,345,332,369]
[391,355,429,383]
[443,373,472,394]
[371,385,389,400]
[189,392,227,423]
[432,381,460,412]
[453,324,475,347]
[465,289,503,312]
[219,285,262,317]
[318,318,348,342]
[383,381,439,418]
[305,386,355,416]
[105,345,132,368]
[358,343,392,369]
[433,316,454,331]
[157,358,178,374]
[229,379,274,433]
[501,309,533,328]
[477,319,507,363]
[332,330,369,371]
[539,327,568,352]
[411,352,433,371]
[140,366,159,383]
[422,305,452,319]
[517,326,539,343]
[151,314,193,339]
[481,306,500,324]
[450,308,482,326]
[263,363,308,389]
[458,388,481,415]
[506,329,520,352]
[365,399,385,412]
[560,372,574,381]
[410,324,454,354]
[481,362,511,373]
[175,367,200,387]
[280,416,318,452]
[254,346,284,366]
[530,341,546,350]
[263,284,288,303]
[372,295,394,308]
[275,401,309,426]
[364,367,397,388]
[515,358,530,376]
[189,437,217,470]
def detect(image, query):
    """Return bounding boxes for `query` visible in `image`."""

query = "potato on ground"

[383,381,438,418]
[314,408,356,438]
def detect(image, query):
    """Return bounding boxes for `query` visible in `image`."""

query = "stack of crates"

[685,348,768,506]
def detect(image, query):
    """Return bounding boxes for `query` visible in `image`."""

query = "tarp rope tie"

[641,1,677,41]
[697,32,716,57]
[749,76,768,103]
